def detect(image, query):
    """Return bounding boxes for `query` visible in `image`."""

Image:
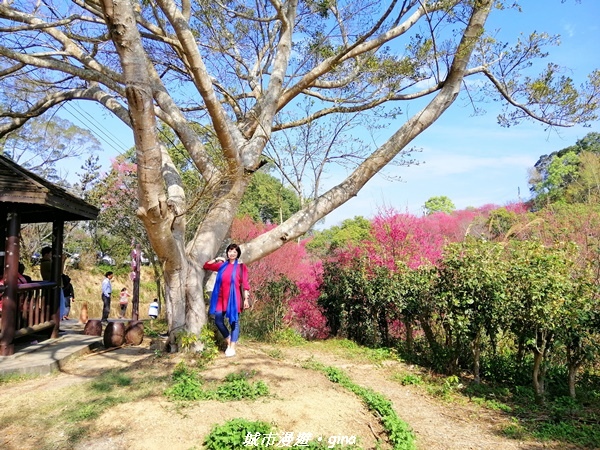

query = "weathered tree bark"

[405,319,414,352]
[532,330,553,404]
[472,330,482,384]
[100,0,188,344]
[566,337,584,399]
[532,348,545,403]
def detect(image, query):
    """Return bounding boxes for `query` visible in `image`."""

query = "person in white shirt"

[148,298,159,320]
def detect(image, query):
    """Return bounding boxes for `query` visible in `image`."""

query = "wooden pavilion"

[0,154,99,356]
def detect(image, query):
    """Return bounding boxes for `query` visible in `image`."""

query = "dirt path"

[277,344,566,450]
[0,340,571,450]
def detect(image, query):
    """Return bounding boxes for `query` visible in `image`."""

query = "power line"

[62,102,131,156]
[64,102,129,155]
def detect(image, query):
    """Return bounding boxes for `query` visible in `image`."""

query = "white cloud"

[562,23,576,38]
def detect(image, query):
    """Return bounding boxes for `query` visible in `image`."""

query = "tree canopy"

[529,132,600,206]
[423,196,456,215]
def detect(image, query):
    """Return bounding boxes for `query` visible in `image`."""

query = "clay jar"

[103,321,125,348]
[125,320,144,345]
[83,319,102,337]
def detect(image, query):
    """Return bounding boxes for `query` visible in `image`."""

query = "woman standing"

[203,243,250,357]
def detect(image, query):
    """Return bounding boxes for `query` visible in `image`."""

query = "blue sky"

[60,0,599,229]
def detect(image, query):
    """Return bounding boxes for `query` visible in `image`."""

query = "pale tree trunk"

[101,0,188,345]
[472,329,482,384]
[405,319,414,352]
[566,337,584,399]
[532,348,545,403]
[532,330,553,404]
[568,364,579,399]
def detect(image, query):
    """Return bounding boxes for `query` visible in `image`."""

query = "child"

[148,298,159,320]
[119,287,131,319]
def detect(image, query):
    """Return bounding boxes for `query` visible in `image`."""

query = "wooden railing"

[0,281,56,338]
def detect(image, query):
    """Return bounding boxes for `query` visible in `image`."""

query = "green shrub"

[195,325,220,368]
[176,330,198,351]
[394,373,422,386]
[203,419,362,450]
[204,418,273,450]
[243,277,299,341]
[165,362,205,401]
[165,366,269,402]
[268,327,305,346]
[215,378,269,401]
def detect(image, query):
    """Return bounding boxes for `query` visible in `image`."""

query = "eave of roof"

[0,155,99,223]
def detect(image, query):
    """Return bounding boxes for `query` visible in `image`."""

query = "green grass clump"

[64,396,125,422]
[0,372,38,385]
[204,418,362,449]
[204,418,273,450]
[165,365,269,402]
[393,373,423,386]
[165,362,205,401]
[215,371,269,401]
[320,366,416,450]
[268,327,306,346]
[90,370,133,392]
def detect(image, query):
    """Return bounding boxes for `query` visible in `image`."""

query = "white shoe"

[225,347,236,357]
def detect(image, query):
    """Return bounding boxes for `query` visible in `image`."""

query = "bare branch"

[0,85,129,138]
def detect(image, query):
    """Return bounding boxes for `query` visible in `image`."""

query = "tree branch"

[0,86,130,138]
[242,0,492,263]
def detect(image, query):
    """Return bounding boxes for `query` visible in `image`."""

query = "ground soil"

[0,339,575,450]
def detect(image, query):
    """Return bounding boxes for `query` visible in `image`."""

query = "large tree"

[0,0,598,345]
[529,132,600,206]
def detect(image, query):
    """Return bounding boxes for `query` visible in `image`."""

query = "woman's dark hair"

[226,243,242,259]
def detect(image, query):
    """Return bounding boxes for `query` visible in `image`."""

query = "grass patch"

[267,327,306,346]
[165,363,270,402]
[0,372,39,385]
[265,347,285,359]
[90,370,133,392]
[425,375,463,400]
[307,339,400,365]
[204,418,363,450]
[471,396,512,412]
[204,418,273,449]
[401,366,600,448]
[303,359,416,450]
[392,372,423,386]
[64,395,125,422]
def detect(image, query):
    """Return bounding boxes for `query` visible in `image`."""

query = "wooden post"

[0,211,6,271]
[0,212,21,356]
[50,220,64,338]
[132,243,141,321]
